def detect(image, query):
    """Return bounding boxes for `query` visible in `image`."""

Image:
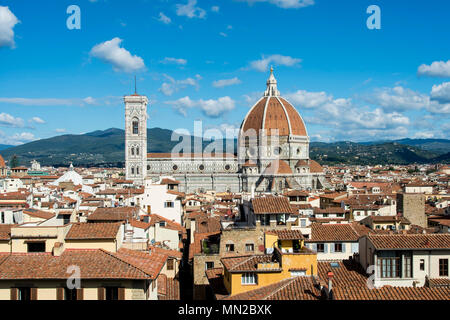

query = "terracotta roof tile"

[252,196,294,214]
[0,249,155,280]
[308,223,360,242]
[367,233,450,250]
[65,222,121,240]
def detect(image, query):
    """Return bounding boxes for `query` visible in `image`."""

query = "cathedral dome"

[240,68,307,137]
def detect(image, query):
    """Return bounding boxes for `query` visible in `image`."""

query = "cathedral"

[124,69,328,193]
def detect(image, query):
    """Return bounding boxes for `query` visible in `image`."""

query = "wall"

[0,279,152,300]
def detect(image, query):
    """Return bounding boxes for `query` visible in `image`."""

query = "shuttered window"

[98,287,105,300]
[10,288,17,300]
[118,287,125,300]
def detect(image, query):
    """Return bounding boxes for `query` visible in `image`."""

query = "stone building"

[397,193,427,228]
[125,69,329,192]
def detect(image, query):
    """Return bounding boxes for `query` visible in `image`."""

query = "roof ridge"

[98,249,154,278]
[263,276,299,300]
[229,255,260,271]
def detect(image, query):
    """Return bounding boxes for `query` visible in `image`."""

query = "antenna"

[134,75,137,94]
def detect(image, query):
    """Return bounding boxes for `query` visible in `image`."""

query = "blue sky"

[0,0,449,146]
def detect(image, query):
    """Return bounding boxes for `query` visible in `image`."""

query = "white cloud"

[219,32,227,37]
[427,101,450,114]
[430,82,450,104]
[418,60,450,78]
[176,0,206,19]
[413,131,435,139]
[30,117,45,124]
[286,88,413,141]
[212,77,242,88]
[0,131,36,145]
[165,96,235,117]
[83,97,96,105]
[55,128,67,133]
[365,86,429,111]
[211,6,220,12]
[0,113,24,127]
[160,57,187,65]
[158,12,171,24]
[243,92,263,105]
[0,96,119,107]
[0,6,20,48]
[284,90,331,109]
[89,37,145,73]
[240,0,315,9]
[364,85,450,114]
[249,54,302,72]
[159,74,202,96]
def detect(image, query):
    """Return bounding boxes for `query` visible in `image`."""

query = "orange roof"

[0,154,5,168]
[241,96,307,137]
[23,208,55,220]
[0,249,157,280]
[263,159,292,175]
[252,196,294,214]
[65,222,122,240]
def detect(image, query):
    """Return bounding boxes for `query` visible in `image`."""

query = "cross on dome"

[264,66,280,97]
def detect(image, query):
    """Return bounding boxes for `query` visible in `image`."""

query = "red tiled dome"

[240,70,307,137]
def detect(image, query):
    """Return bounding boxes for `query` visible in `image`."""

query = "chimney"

[327,271,334,300]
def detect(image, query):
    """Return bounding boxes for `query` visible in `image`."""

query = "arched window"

[132,118,139,134]
[136,166,140,175]
[131,147,135,156]
[136,147,140,156]
[131,167,135,175]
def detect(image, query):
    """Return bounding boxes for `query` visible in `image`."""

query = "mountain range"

[0,128,449,167]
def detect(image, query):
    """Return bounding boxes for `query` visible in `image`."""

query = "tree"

[9,155,19,168]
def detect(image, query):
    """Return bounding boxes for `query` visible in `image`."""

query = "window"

[241,273,257,285]
[199,164,205,171]
[260,215,270,226]
[420,259,425,271]
[378,257,401,278]
[136,147,140,156]
[317,243,325,253]
[164,201,174,208]
[159,221,166,227]
[245,243,254,252]
[64,288,78,300]
[205,262,214,270]
[167,259,174,271]
[276,214,287,225]
[27,242,45,253]
[1,212,4,224]
[105,287,119,300]
[63,215,70,225]
[404,254,412,278]
[226,244,235,252]
[131,167,135,175]
[334,243,343,252]
[18,287,31,301]
[439,259,449,276]
[290,270,306,277]
[136,167,140,175]
[300,219,306,227]
[132,119,139,134]
[131,147,135,156]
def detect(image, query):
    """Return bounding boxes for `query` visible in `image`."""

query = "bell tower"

[124,86,148,186]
